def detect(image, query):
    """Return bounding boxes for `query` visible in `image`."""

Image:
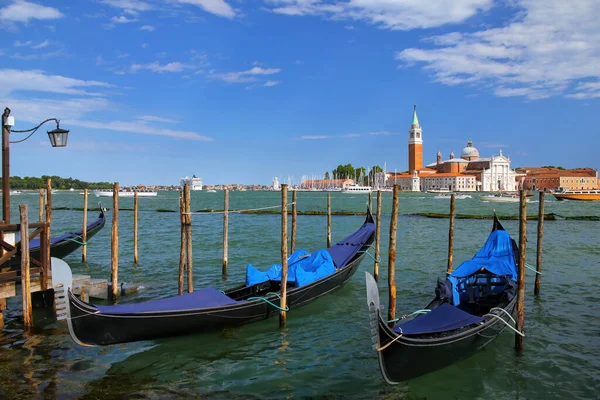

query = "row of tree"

[327,164,384,185]
[1,175,114,190]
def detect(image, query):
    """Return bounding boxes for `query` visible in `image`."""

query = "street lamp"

[1,107,70,224]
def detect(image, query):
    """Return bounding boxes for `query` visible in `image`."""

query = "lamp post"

[1,107,69,224]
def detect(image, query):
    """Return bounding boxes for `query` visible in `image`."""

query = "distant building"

[517,167,598,191]
[301,178,354,189]
[388,106,521,192]
[272,177,281,191]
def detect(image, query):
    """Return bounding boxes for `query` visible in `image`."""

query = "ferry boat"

[434,193,472,200]
[479,193,527,203]
[180,175,203,191]
[427,187,450,194]
[553,189,600,201]
[94,190,157,198]
[342,184,372,194]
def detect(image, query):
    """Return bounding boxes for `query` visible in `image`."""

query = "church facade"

[386,106,521,192]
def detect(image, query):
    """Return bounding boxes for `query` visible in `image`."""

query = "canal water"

[0,191,598,399]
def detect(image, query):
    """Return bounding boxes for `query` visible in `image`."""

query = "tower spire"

[412,104,419,126]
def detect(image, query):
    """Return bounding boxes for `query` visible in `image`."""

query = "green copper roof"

[412,105,419,126]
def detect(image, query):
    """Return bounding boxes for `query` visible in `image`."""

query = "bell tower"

[408,105,423,172]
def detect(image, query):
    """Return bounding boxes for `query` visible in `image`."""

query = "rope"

[525,262,542,275]
[361,250,379,263]
[483,313,524,337]
[387,309,431,323]
[66,238,87,245]
[376,327,403,352]
[247,292,289,311]
[184,202,296,215]
[488,307,517,326]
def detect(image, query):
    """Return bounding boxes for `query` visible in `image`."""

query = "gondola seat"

[392,303,484,336]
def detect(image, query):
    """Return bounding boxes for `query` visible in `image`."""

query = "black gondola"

[24,207,106,260]
[53,209,376,346]
[365,215,520,384]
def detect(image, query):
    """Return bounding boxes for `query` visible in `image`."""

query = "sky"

[1,0,599,186]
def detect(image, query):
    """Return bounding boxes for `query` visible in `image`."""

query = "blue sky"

[1,0,598,186]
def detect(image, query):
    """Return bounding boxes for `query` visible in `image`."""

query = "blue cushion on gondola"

[392,303,483,335]
[245,250,309,286]
[95,287,239,314]
[294,250,335,287]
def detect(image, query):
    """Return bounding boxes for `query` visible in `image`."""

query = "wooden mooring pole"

[178,192,185,295]
[38,188,44,222]
[327,193,331,248]
[534,192,545,296]
[133,191,139,264]
[279,184,289,328]
[111,182,119,300]
[184,184,193,293]
[20,204,32,329]
[222,188,229,278]
[368,191,373,211]
[374,190,382,282]
[446,194,456,275]
[82,189,88,262]
[515,190,527,351]
[43,179,52,290]
[387,184,400,326]
[291,190,297,253]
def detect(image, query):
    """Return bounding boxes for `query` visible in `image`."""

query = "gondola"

[366,215,520,384]
[53,209,376,346]
[25,207,106,260]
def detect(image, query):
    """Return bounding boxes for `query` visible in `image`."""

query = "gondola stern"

[365,272,382,350]
[365,205,375,225]
[51,258,95,347]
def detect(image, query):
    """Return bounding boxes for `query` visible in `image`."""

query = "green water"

[0,191,598,399]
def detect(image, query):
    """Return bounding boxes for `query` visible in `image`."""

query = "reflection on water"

[0,191,598,399]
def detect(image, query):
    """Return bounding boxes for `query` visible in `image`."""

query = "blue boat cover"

[29,214,104,249]
[393,303,483,335]
[326,221,375,268]
[95,287,238,314]
[246,249,335,287]
[447,228,518,306]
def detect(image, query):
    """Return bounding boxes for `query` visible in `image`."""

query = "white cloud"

[0,97,111,125]
[111,15,137,23]
[100,0,152,12]
[298,135,330,140]
[396,0,600,100]
[211,66,281,83]
[0,0,64,23]
[176,0,235,19]
[139,25,155,31]
[369,131,399,135]
[137,115,180,124]
[130,61,194,73]
[263,80,280,87]
[0,69,114,97]
[264,0,492,30]
[141,43,149,48]
[64,119,214,141]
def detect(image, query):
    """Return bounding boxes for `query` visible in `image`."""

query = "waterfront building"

[387,106,521,192]
[517,167,598,191]
[300,178,354,190]
[180,175,203,191]
[272,177,281,191]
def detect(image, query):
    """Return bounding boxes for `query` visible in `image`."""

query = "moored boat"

[342,184,372,194]
[366,215,520,384]
[434,193,472,200]
[553,189,600,201]
[480,193,527,203]
[94,190,157,198]
[53,209,376,346]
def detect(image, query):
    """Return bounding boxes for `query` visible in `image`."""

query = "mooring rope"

[483,312,525,337]
[184,202,296,215]
[66,237,87,245]
[524,262,542,274]
[387,309,431,323]
[247,292,289,311]
[376,327,403,352]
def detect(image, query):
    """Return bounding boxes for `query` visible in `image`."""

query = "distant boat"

[480,193,527,203]
[427,188,450,194]
[94,190,157,198]
[206,189,217,193]
[342,184,372,194]
[9,190,21,195]
[435,193,472,200]
[553,189,600,201]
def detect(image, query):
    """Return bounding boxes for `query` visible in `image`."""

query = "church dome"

[461,140,480,160]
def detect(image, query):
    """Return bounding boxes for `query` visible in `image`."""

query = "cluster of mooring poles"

[0,179,52,330]
[177,183,339,328]
[383,188,545,351]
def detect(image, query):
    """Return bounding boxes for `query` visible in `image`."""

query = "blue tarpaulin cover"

[326,221,375,268]
[29,213,104,248]
[246,250,335,287]
[447,228,518,306]
[393,303,484,335]
[96,287,239,314]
